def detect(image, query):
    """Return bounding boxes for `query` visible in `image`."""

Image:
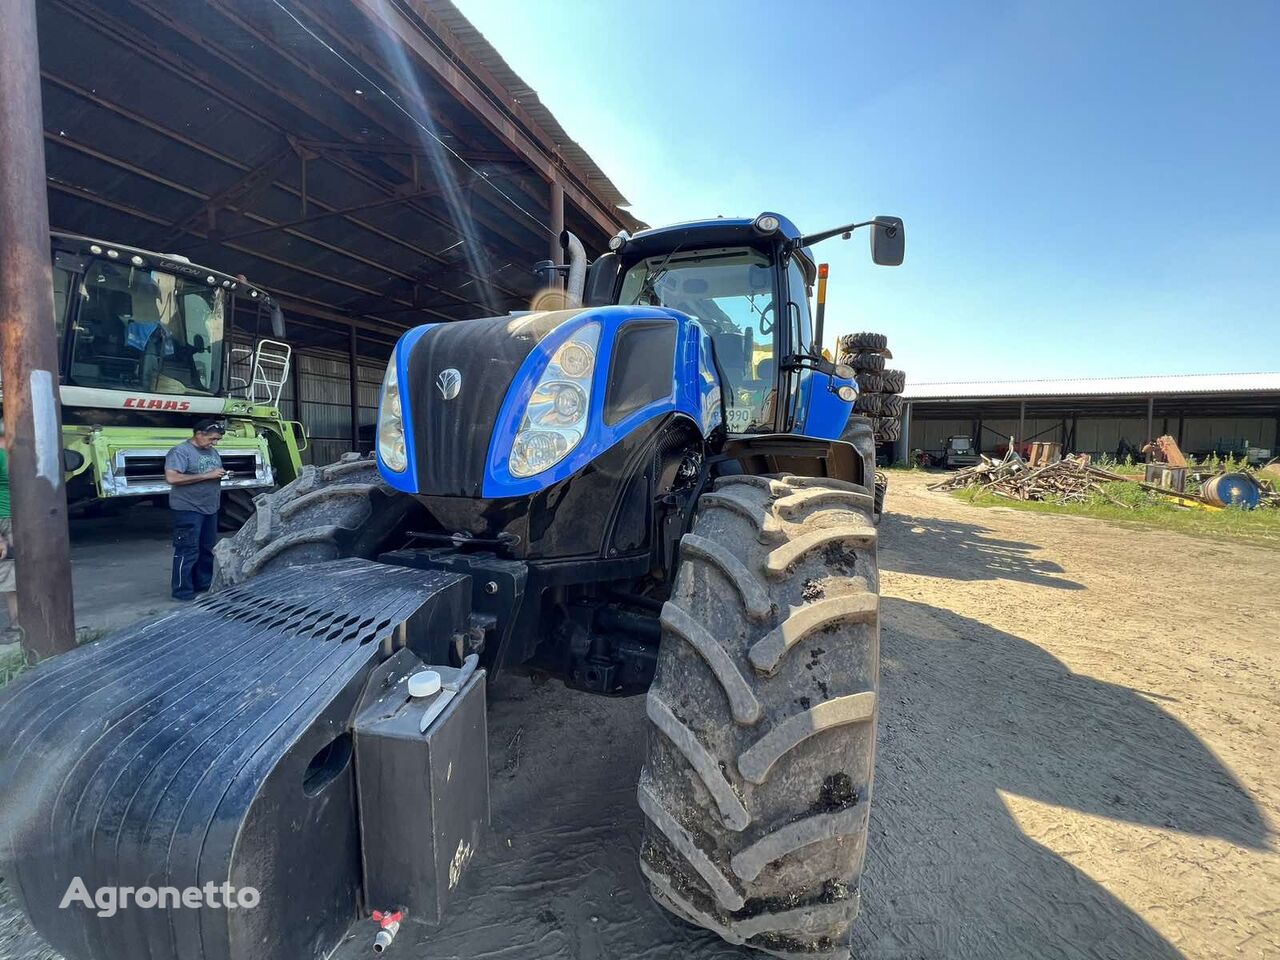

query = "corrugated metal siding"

[909,413,1277,458]
[1181,417,1276,454]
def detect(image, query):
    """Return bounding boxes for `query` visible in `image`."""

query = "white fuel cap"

[407,670,442,698]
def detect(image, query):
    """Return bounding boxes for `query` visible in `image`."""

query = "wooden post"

[0,0,77,661]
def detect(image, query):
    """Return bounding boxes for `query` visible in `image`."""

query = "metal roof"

[419,0,639,222]
[36,0,639,354]
[904,372,1280,401]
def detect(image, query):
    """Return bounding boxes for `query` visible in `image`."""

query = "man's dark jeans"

[172,509,218,600]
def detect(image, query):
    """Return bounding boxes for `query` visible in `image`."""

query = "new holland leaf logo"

[436,368,462,400]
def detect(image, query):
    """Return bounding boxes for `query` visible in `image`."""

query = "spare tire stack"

[838,332,906,443]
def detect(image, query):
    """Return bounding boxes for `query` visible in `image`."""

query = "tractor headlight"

[377,357,408,472]
[509,322,600,478]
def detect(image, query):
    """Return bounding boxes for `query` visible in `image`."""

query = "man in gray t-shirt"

[164,420,227,599]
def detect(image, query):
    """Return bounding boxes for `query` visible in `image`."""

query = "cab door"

[780,254,816,431]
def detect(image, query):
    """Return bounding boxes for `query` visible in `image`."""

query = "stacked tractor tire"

[837,332,905,444]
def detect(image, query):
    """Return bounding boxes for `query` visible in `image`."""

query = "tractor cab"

[584,215,817,434]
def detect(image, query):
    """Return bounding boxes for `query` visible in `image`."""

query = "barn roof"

[904,372,1280,401]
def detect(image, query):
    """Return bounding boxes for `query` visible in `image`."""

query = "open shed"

[898,373,1280,463]
[37,0,639,461]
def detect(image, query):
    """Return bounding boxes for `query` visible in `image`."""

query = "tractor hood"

[378,305,719,500]
[399,308,587,497]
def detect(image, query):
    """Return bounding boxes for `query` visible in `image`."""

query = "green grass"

[0,625,109,689]
[954,481,1280,547]
[0,644,27,687]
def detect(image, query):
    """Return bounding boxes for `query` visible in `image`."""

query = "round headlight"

[556,341,594,379]
[105,249,119,259]
[88,244,103,255]
[511,430,575,478]
[554,383,586,421]
[834,363,855,379]
[837,385,857,402]
[755,214,781,234]
[130,255,146,267]
[608,232,628,251]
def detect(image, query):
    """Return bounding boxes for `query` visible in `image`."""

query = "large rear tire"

[212,453,415,589]
[639,474,879,959]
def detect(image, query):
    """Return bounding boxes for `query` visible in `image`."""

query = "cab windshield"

[619,246,776,432]
[66,259,226,396]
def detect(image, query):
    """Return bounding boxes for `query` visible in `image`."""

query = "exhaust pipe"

[559,230,586,307]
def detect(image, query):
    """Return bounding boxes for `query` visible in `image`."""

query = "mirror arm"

[793,218,898,249]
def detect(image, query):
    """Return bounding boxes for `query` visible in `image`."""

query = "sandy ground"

[2,473,1277,959]
[0,505,182,643]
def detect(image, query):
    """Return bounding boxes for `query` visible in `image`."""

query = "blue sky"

[454,0,1279,382]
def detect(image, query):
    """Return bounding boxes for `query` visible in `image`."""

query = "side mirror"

[871,216,905,266]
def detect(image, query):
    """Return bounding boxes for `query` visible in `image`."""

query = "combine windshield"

[619,246,777,432]
[66,259,226,396]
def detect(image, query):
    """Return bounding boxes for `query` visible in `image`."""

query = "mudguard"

[0,559,472,960]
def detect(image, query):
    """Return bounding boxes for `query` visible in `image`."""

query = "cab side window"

[786,258,814,355]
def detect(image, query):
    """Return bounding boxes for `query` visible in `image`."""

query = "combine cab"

[0,234,307,529]
[0,212,905,960]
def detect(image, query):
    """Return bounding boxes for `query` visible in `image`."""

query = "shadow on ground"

[880,511,1085,590]
[854,598,1269,959]
[333,597,1267,960]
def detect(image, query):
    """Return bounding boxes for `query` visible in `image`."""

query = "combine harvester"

[0,211,903,959]
[0,233,305,529]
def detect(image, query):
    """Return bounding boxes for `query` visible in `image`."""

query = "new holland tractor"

[0,212,902,960]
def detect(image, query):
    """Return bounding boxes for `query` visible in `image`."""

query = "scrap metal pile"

[931,448,1280,514]
[927,451,1113,503]
[927,450,1224,508]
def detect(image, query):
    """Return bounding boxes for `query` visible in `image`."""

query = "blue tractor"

[0,212,902,960]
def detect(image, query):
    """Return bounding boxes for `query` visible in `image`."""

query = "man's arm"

[165,467,226,486]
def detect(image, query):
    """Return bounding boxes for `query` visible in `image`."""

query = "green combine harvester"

[3,233,307,528]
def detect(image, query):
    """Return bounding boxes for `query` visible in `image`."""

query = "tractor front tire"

[639,474,879,959]
[212,453,415,589]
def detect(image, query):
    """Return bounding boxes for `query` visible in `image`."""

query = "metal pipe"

[0,0,77,661]
[348,326,361,452]
[560,231,586,307]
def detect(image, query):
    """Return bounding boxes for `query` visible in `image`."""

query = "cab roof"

[620,213,816,283]
[51,232,274,305]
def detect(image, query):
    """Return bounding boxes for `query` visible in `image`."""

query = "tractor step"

[0,558,476,960]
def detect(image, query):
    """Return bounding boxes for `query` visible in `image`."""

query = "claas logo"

[123,397,191,411]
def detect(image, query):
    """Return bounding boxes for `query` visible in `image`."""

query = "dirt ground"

[2,472,1276,959]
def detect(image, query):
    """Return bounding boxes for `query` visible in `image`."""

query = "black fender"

[712,419,875,490]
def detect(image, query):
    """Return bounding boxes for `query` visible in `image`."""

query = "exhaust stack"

[560,230,586,307]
